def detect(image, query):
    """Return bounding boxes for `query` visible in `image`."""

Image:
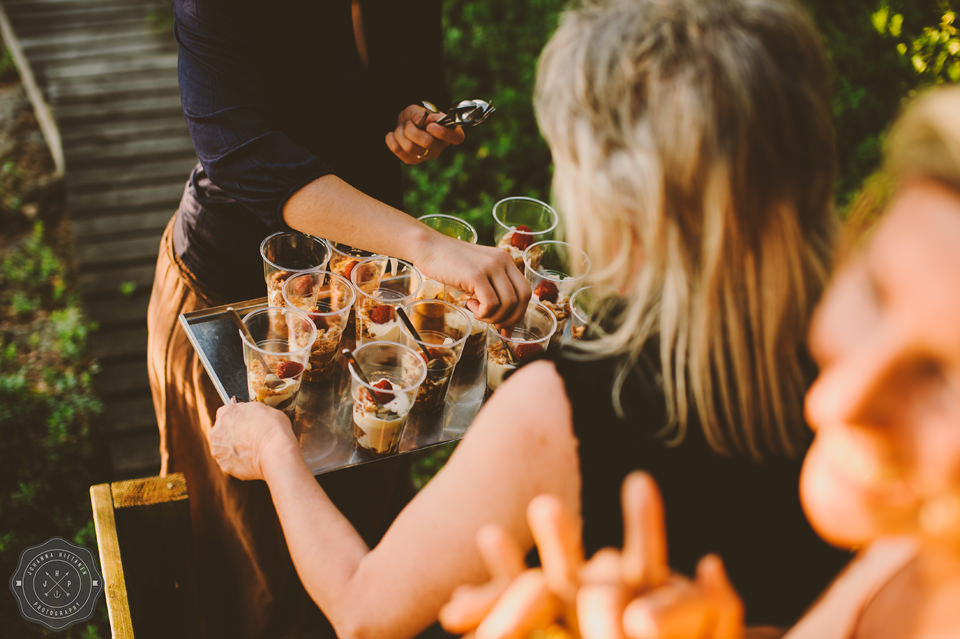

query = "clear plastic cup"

[348,341,427,456]
[260,231,331,309]
[350,257,424,346]
[399,299,471,413]
[523,240,591,331]
[282,271,356,382]
[326,242,375,353]
[239,306,317,416]
[569,286,593,341]
[486,301,557,395]
[492,197,558,269]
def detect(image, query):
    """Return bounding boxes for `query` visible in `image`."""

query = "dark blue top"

[171,0,447,302]
[550,345,851,627]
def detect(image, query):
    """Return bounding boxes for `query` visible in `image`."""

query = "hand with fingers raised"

[440,472,746,639]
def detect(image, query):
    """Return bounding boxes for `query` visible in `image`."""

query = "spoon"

[227,307,271,372]
[395,307,447,375]
[342,348,388,411]
[492,327,518,365]
[430,98,496,129]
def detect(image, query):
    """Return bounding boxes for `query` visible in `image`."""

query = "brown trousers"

[146,215,316,638]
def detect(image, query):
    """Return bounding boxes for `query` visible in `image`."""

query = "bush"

[0,222,107,638]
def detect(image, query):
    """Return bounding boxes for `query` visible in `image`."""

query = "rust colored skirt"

[146,214,317,638]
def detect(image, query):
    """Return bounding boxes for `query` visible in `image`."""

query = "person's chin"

[800,442,890,549]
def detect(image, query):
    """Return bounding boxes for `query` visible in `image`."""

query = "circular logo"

[9,537,104,631]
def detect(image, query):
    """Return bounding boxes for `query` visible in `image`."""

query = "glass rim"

[259,231,331,273]
[281,270,357,317]
[496,301,558,345]
[491,196,559,235]
[417,213,479,244]
[348,340,428,394]
[350,256,424,303]
[399,299,472,350]
[569,285,593,324]
[239,305,317,357]
[522,240,591,283]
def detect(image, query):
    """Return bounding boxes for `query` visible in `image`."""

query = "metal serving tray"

[180,299,483,474]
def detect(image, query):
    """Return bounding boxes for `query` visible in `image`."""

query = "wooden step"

[73,207,175,239]
[52,71,180,103]
[94,358,153,400]
[71,182,183,217]
[61,114,187,146]
[86,290,151,327]
[77,234,162,267]
[67,136,194,168]
[107,430,161,478]
[55,93,182,125]
[102,394,158,434]
[79,262,157,296]
[90,324,148,361]
[12,16,150,39]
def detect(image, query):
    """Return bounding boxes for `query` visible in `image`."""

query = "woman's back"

[552,348,850,626]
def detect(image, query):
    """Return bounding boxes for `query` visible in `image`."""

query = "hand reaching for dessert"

[440,472,745,639]
[207,399,298,481]
[414,233,532,327]
[386,104,466,165]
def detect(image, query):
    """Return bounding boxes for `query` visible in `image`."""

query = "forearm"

[283,174,433,263]
[260,441,371,635]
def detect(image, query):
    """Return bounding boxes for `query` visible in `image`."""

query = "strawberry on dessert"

[509,224,534,250]
[369,304,395,324]
[276,360,304,379]
[341,259,358,280]
[533,280,559,304]
[514,342,542,360]
[370,378,395,404]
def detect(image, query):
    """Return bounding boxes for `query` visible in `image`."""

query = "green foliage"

[403,0,568,243]
[0,222,106,637]
[0,46,16,82]
[803,0,959,207]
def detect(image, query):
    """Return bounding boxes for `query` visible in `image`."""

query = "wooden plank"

[43,52,177,80]
[52,71,179,102]
[94,359,152,399]
[89,482,136,639]
[71,183,183,218]
[67,136,194,167]
[10,3,149,23]
[61,114,187,146]
[12,16,148,38]
[55,93,182,124]
[73,208,175,238]
[90,324,148,360]
[79,262,156,295]
[111,473,187,509]
[86,290,150,326]
[103,394,157,435]
[69,160,192,193]
[77,234,161,265]
[108,430,161,477]
[18,26,159,52]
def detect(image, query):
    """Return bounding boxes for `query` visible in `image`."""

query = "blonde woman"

[452,85,960,639]
[207,0,846,634]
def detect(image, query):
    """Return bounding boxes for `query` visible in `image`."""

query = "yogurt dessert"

[358,300,405,343]
[352,378,413,455]
[246,357,304,414]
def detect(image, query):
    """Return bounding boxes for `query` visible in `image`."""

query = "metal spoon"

[426,98,495,129]
[342,348,388,411]
[491,327,518,365]
[395,307,447,375]
[227,307,271,373]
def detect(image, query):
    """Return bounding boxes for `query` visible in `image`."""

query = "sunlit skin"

[802,178,960,551]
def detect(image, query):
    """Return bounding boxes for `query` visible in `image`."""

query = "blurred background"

[0,0,957,636]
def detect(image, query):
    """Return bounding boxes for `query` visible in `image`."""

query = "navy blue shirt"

[172,0,447,302]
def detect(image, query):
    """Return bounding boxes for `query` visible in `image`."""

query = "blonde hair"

[886,85,960,193]
[535,0,836,459]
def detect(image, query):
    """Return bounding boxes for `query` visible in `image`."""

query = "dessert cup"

[260,231,330,310]
[348,341,427,456]
[350,256,424,346]
[492,197,558,270]
[486,301,557,395]
[399,299,471,414]
[239,306,316,416]
[282,271,355,382]
[523,240,591,332]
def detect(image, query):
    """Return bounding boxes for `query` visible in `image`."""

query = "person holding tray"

[207,0,850,636]
[147,1,529,637]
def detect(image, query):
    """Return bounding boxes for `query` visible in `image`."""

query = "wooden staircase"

[1,0,197,478]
